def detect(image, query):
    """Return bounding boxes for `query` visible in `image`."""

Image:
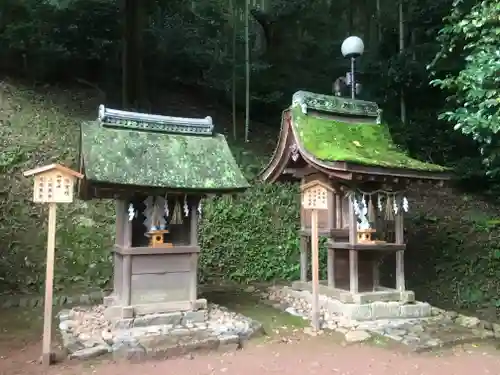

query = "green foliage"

[408,209,500,311]
[199,183,301,283]
[0,83,113,293]
[429,0,500,176]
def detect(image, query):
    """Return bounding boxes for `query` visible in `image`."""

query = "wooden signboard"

[23,164,83,367]
[300,180,332,331]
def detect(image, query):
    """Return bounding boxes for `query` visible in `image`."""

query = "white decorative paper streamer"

[164,193,169,218]
[392,195,399,215]
[349,192,370,230]
[127,203,136,222]
[402,197,409,213]
[359,195,370,230]
[198,201,202,220]
[376,109,382,125]
[183,195,189,217]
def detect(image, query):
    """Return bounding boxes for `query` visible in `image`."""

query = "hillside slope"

[1,80,499,321]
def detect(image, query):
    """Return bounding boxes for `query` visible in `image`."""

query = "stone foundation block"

[218,334,241,351]
[133,312,182,327]
[122,306,134,319]
[325,299,343,315]
[113,318,133,330]
[182,310,207,324]
[400,302,431,319]
[342,303,373,321]
[371,301,401,320]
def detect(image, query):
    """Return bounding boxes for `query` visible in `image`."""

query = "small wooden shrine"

[260,91,451,304]
[79,106,249,318]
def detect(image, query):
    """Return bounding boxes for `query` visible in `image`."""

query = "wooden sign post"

[300,180,332,331]
[23,164,83,367]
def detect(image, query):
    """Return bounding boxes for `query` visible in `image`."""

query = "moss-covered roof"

[291,92,448,172]
[80,111,249,191]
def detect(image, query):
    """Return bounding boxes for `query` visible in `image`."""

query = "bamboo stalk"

[230,0,237,140]
[244,0,250,142]
[399,0,406,124]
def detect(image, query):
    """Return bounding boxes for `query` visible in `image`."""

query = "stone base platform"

[287,284,428,320]
[291,281,415,304]
[268,285,494,351]
[102,295,208,320]
[58,304,264,361]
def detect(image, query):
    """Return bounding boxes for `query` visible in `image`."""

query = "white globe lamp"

[341,36,365,99]
[341,36,365,58]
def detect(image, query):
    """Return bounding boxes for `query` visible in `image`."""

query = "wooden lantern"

[300,180,333,331]
[23,163,83,367]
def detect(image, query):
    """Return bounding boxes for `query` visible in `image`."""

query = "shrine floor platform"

[291,280,415,304]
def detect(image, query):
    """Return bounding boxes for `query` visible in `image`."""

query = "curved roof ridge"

[292,90,380,118]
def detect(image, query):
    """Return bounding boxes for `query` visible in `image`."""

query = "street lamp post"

[341,36,365,100]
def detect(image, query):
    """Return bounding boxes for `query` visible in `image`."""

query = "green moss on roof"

[80,121,249,190]
[292,105,448,172]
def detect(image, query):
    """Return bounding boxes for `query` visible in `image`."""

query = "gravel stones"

[345,330,371,343]
[58,304,263,361]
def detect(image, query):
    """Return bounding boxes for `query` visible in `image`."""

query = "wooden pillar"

[327,189,335,230]
[42,202,57,367]
[311,209,320,330]
[300,178,307,282]
[189,199,199,307]
[327,249,335,287]
[372,256,380,290]
[336,194,342,228]
[122,199,133,306]
[395,196,405,291]
[300,235,308,282]
[348,193,358,294]
[327,189,335,287]
[114,200,126,294]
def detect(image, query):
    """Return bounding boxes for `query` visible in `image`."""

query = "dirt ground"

[2,332,500,375]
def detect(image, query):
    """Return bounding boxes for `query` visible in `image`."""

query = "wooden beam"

[114,200,126,296]
[395,195,405,291]
[122,255,132,306]
[42,202,57,367]
[190,201,199,308]
[327,248,335,287]
[283,166,317,178]
[335,193,342,228]
[344,162,452,181]
[311,209,320,331]
[348,193,358,294]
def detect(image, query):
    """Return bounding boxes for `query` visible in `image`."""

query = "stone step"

[113,332,242,361]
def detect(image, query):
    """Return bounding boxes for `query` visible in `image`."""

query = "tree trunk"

[399,0,406,124]
[348,0,354,35]
[244,0,250,142]
[230,0,237,139]
[376,0,382,43]
[122,0,144,110]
